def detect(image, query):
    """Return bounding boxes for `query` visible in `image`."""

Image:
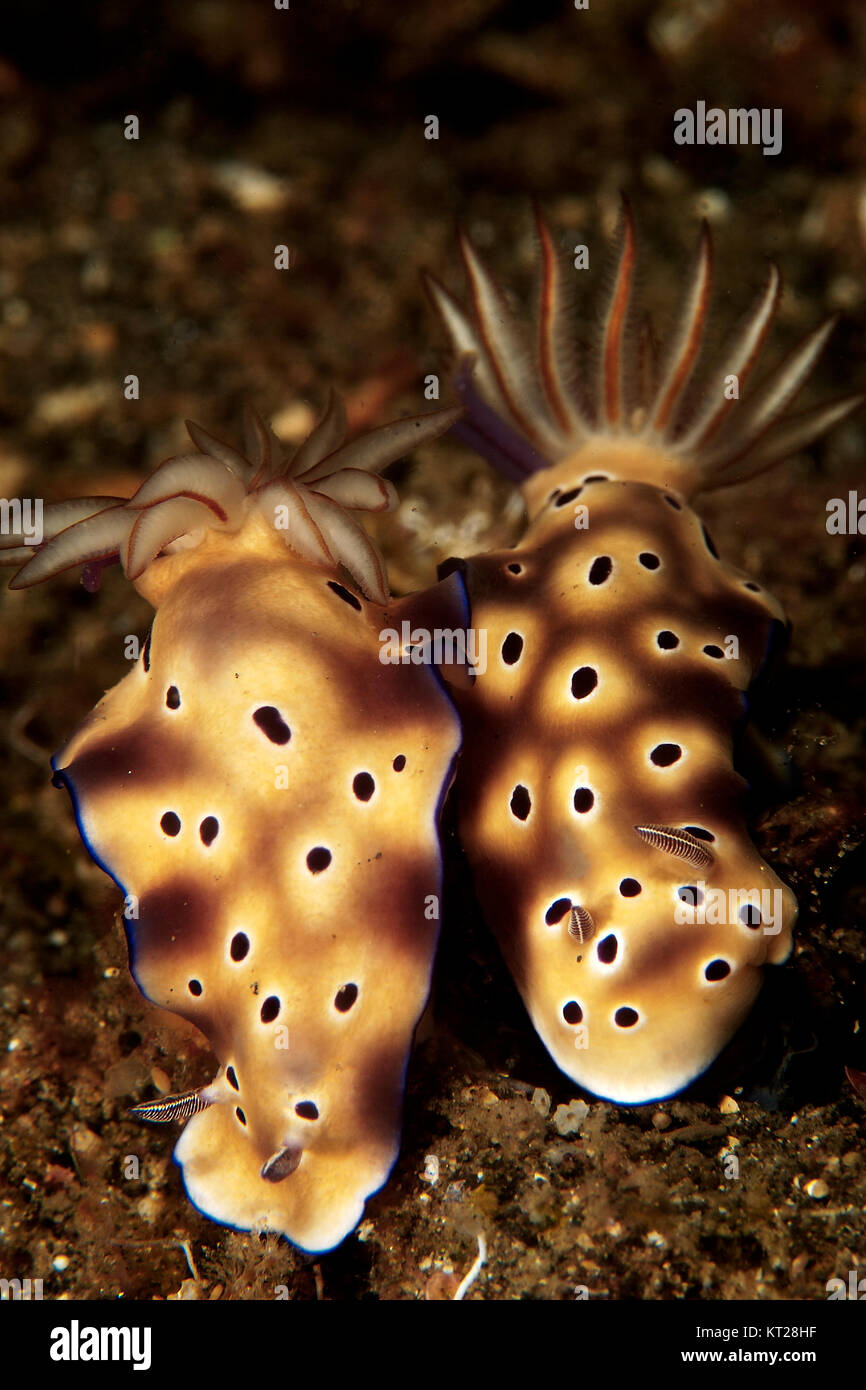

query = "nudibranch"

[2,395,463,1251]
[426,203,863,1104]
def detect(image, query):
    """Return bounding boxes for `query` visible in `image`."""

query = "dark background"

[0,0,863,1301]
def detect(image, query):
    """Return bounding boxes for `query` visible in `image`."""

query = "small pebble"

[693,188,731,223]
[170,1278,203,1300]
[553,1100,589,1136]
[271,401,316,443]
[804,1178,830,1200]
[52,1255,70,1272]
[136,1191,163,1224]
[80,254,111,294]
[652,1111,671,1131]
[211,160,291,214]
[3,297,30,327]
[531,1087,551,1117]
[719,1095,740,1115]
[70,1125,107,1177]
[32,381,111,431]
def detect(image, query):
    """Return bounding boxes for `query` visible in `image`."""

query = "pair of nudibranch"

[3,203,860,1252]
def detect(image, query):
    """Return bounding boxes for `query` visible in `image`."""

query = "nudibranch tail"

[427,200,863,504]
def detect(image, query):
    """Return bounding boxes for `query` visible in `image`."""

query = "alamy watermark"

[379,621,487,675]
[674,102,782,157]
[1,1276,43,1300]
[49,1320,151,1371]
[674,883,783,934]
[826,491,865,534]
[826,1270,866,1299]
[0,497,43,546]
